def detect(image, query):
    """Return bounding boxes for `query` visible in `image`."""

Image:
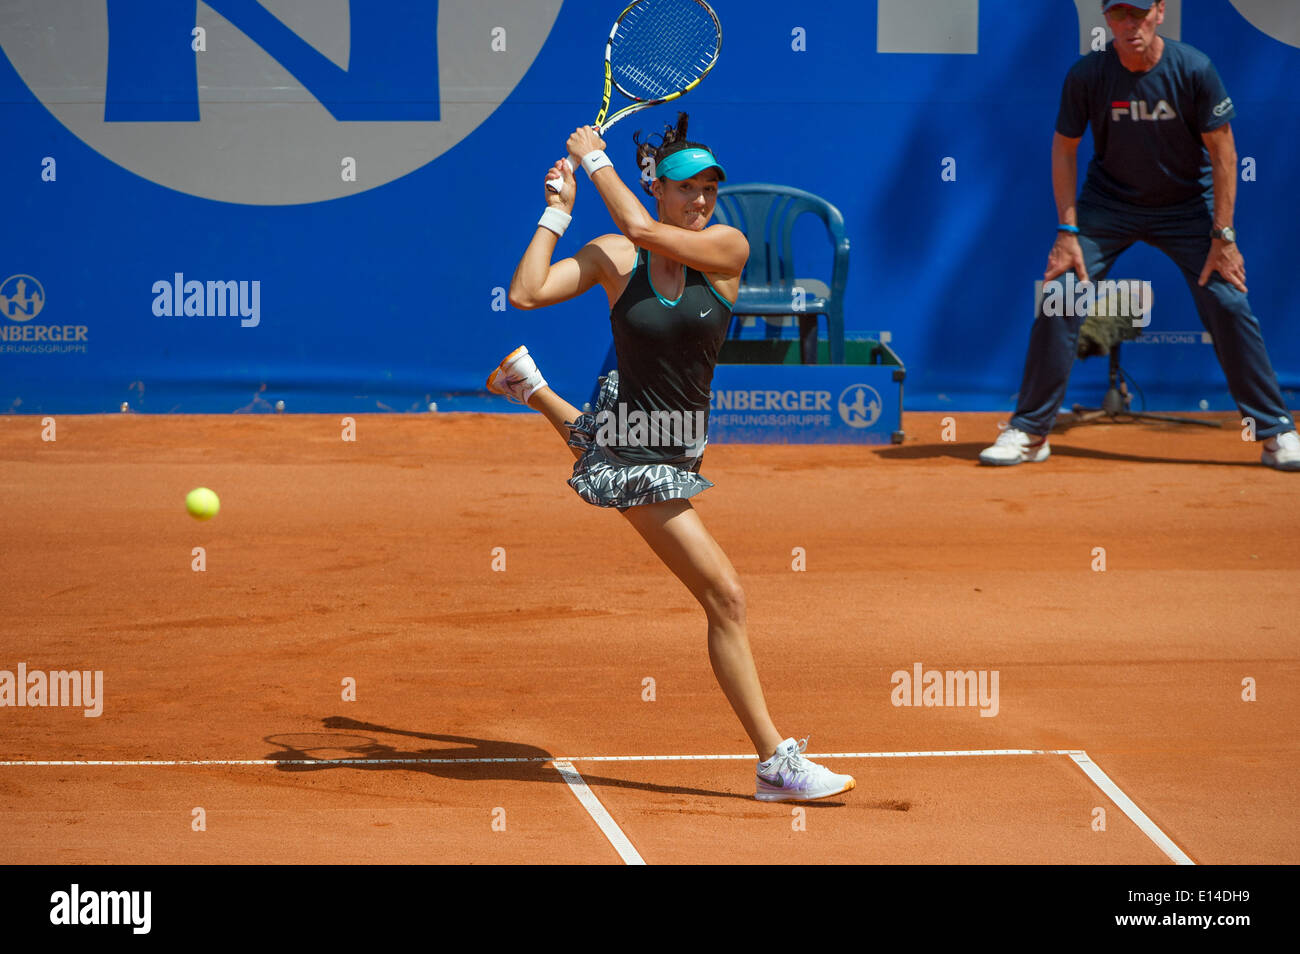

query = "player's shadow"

[262,716,857,807]
[876,441,985,462]
[1040,444,1257,467]
[877,440,1257,467]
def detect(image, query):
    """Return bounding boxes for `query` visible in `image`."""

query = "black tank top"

[608,246,734,464]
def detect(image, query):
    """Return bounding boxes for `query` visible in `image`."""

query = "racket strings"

[611,0,720,101]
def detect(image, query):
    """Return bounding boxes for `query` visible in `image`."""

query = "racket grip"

[545,158,575,193]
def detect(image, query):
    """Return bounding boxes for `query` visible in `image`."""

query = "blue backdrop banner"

[1,1,1296,415]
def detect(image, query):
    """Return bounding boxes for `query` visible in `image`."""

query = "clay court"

[0,411,1296,864]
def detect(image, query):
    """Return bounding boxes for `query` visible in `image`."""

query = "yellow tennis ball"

[186,487,220,521]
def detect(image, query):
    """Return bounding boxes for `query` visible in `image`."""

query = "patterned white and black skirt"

[566,371,714,511]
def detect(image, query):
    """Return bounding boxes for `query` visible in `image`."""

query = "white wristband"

[581,150,613,178]
[538,206,572,237]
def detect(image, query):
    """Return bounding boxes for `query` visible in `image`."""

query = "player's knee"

[707,577,746,625]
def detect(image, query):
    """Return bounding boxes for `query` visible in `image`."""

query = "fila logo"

[1111,99,1177,121]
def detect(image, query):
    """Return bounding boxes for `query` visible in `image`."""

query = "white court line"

[1064,750,1195,866]
[0,748,1194,866]
[552,760,645,865]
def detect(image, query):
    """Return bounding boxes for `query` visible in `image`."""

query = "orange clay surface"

[0,411,1296,864]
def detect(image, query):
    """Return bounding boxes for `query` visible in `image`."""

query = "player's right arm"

[509,235,615,310]
[509,161,627,310]
[1045,132,1089,284]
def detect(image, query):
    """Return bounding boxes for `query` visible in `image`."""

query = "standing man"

[980,0,1298,470]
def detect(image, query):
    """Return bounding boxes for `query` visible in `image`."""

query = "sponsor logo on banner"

[0,1,564,205]
[711,389,832,413]
[0,274,43,321]
[0,275,89,354]
[1127,330,1215,346]
[838,384,883,429]
[881,1,1300,56]
[709,387,836,428]
[707,367,898,442]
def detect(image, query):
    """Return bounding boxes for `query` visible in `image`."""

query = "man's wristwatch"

[1211,226,1237,243]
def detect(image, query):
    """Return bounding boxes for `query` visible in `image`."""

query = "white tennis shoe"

[486,345,547,405]
[978,426,1051,466]
[1261,429,1300,472]
[755,737,856,802]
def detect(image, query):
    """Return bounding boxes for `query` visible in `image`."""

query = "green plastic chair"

[712,183,851,364]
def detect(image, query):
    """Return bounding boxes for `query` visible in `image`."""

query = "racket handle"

[545,158,575,194]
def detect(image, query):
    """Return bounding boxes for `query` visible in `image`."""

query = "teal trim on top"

[703,275,735,309]
[643,248,736,309]
[646,250,684,307]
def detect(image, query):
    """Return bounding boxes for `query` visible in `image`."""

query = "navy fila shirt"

[1056,38,1235,210]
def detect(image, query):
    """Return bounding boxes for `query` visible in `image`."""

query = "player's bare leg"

[486,346,583,460]
[619,497,784,759]
[526,386,584,461]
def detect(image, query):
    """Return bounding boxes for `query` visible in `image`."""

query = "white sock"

[521,372,547,403]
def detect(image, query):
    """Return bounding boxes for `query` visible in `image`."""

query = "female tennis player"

[488,114,854,802]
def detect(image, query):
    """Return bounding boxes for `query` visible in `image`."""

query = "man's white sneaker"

[486,345,547,405]
[978,426,1051,466]
[1261,430,1300,472]
[755,737,856,802]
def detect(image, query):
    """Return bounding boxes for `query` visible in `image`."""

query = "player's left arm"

[614,203,748,277]
[1199,123,1247,292]
[565,126,749,277]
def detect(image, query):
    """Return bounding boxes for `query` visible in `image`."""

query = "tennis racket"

[546,0,723,193]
